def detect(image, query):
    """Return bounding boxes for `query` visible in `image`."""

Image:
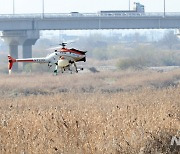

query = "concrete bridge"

[0,12,180,70]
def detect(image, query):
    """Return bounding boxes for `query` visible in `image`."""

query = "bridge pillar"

[1,30,39,71]
[177,29,180,36]
[23,38,38,69]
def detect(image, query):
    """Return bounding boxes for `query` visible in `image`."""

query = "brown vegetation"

[1,69,180,96]
[0,70,179,153]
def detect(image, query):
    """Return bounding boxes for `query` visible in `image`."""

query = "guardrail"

[0,12,180,19]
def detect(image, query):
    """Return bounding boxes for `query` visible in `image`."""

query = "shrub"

[116,58,146,70]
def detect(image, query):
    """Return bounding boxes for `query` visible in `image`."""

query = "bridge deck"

[0,13,179,30]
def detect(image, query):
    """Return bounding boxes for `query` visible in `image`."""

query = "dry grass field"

[0,69,180,154]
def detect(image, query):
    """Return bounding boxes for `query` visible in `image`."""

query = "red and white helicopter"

[8,43,87,75]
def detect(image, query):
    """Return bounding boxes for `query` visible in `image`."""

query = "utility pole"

[164,0,166,17]
[129,0,130,11]
[13,0,15,14]
[42,0,44,18]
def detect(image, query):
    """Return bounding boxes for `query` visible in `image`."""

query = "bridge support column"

[22,38,38,69]
[23,45,32,69]
[176,29,180,36]
[23,45,32,58]
[1,30,39,71]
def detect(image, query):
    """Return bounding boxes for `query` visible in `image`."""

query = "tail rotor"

[8,55,16,74]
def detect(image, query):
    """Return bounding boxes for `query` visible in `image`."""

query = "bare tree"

[160,31,179,49]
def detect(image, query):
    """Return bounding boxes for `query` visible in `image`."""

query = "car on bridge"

[70,12,83,17]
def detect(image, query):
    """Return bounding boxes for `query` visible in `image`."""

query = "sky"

[0,0,179,14]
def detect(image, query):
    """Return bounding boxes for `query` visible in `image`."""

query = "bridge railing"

[0,12,180,19]
[0,13,42,19]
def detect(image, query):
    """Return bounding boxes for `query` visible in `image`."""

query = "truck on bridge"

[99,2,144,16]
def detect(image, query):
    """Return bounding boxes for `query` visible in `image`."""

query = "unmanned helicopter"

[8,43,87,75]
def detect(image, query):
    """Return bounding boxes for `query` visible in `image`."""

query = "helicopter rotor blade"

[47,39,79,51]
[46,46,61,51]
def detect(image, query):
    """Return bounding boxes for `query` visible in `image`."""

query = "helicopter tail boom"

[7,55,38,74]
